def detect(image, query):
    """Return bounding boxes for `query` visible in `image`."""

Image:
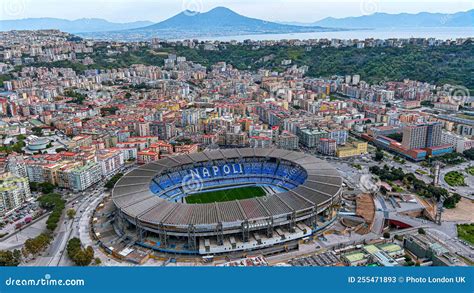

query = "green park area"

[457,224,474,245]
[444,171,466,187]
[465,167,474,176]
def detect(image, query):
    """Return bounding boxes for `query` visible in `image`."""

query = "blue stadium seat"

[150,159,308,199]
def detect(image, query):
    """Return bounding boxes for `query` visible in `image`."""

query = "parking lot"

[1,197,43,235]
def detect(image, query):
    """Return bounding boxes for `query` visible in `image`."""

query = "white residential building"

[0,173,31,216]
[67,162,103,191]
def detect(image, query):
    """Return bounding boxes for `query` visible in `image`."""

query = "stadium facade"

[112,148,342,255]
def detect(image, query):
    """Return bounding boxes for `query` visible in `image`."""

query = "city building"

[96,149,124,177]
[249,136,272,148]
[441,132,474,153]
[0,173,31,215]
[275,131,299,150]
[402,122,442,150]
[137,150,160,165]
[6,154,27,177]
[404,234,465,266]
[318,138,337,156]
[336,140,368,158]
[67,162,102,191]
[298,128,328,148]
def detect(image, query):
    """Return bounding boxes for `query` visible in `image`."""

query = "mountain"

[141,7,328,32]
[78,7,340,40]
[0,18,154,33]
[311,10,474,28]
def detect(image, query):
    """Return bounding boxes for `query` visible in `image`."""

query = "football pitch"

[185,186,266,204]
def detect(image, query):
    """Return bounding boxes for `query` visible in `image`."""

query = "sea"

[193,27,473,41]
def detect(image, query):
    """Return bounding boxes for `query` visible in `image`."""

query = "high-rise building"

[6,154,27,178]
[402,122,442,150]
[181,109,203,127]
[96,149,124,177]
[136,120,150,137]
[0,173,31,215]
[297,128,328,148]
[319,138,337,156]
[426,123,442,148]
[67,162,102,191]
[150,121,176,140]
[275,131,299,150]
[249,136,272,148]
[441,131,474,153]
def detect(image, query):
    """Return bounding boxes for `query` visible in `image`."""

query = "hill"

[79,7,340,40]
[312,10,474,28]
[0,18,153,33]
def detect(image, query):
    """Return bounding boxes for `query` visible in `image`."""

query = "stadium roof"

[112,148,342,227]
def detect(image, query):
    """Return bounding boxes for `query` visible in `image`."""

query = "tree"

[394,234,404,241]
[420,101,434,107]
[463,148,474,160]
[29,182,38,192]
[23,234,51,256]
[37,193,66,231]
[31,127,43,136]
[386,133,403,142]
[67,238,94,266]
[65,90,87,104]
[67,238,88,265]
[374,149,384,161]
[0,249,22,266]
[444,193,461,209]
[67,209,76,219]
[11,140,26,153]
[383,232,391,239]
[94,257,102,265]
[418,228,426,235]
[67,237,81,258]
[105,173,124,189]
[73,248,94,266]
[38,182,55,194]
[100,106,119,116]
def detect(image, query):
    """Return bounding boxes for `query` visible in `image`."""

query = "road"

[21,164,138,266]
[324,151,473,198]
[0,217,48,251]
[427,228,474,260]
[437,161,473,199]
[24,187,105,266]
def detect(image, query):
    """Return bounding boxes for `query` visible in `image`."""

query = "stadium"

[112,148,342,255]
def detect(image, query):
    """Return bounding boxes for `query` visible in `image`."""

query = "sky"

[1,0,473,23]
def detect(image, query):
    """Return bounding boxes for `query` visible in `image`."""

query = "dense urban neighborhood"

[0,29,472,268]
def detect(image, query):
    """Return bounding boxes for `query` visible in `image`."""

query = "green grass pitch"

[185,186,266,204]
